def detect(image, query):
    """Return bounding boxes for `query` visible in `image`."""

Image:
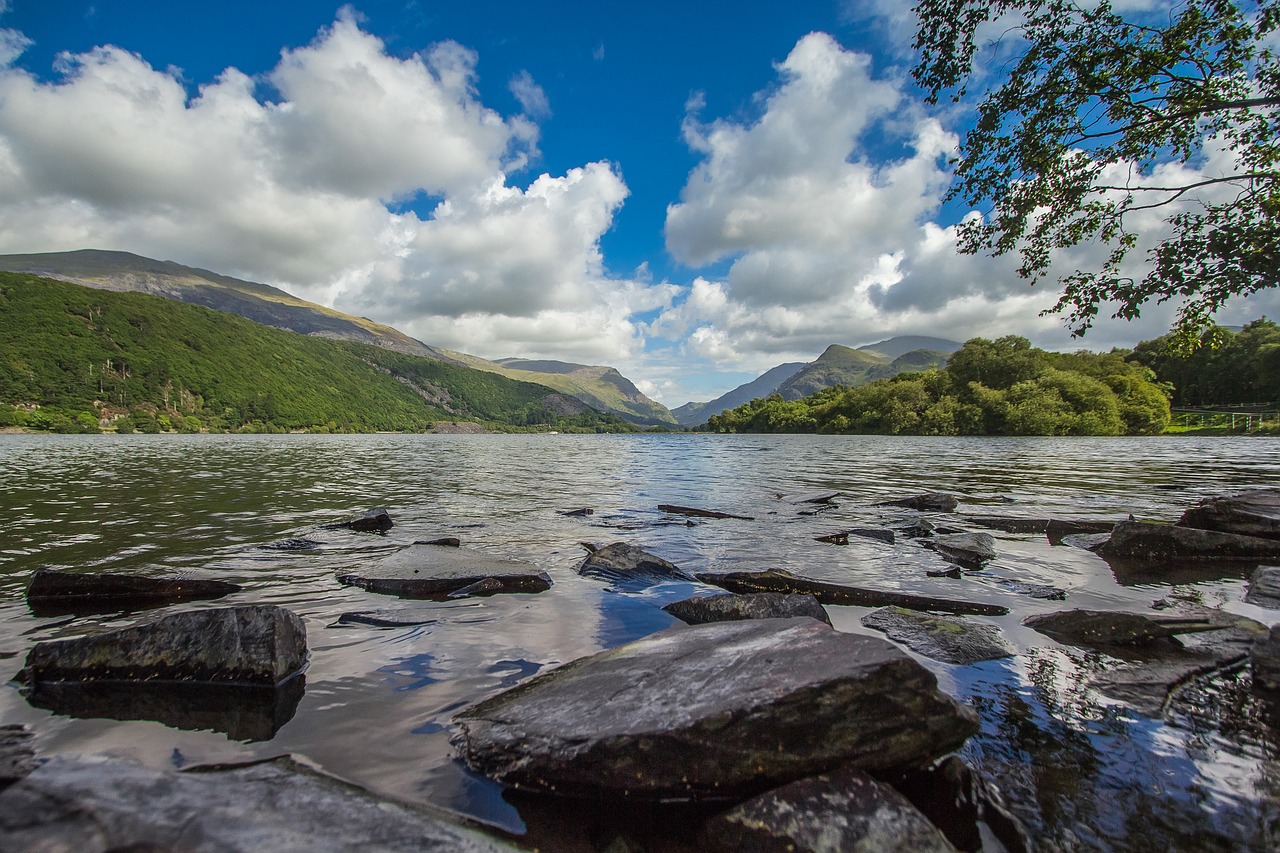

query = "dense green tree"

[914,0,1280,345]
[1130,317,1280,404]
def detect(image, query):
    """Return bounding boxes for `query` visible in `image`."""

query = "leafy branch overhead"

[913,0,1279,343]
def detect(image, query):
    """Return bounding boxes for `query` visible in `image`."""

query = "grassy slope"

[0,273,625,432]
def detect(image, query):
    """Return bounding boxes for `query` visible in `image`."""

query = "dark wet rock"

[559,508,595,517]
[658,504,754,521]
[861,607,1014,665]
[877,493,959,513]
[453,618,978,800]
[414,537,462,547]
[25,568,241,616]
[996,580,1067,601]
[327,506,394,532]
[893,756,1031,853]
[448,578,508,598]
[577,542,691,586]
[1252,624,1280,691]
[1096,521,1280,561]
[1045,518,1117,544]
[927,567,963,579]
[1023,608,1224,648]
[818,528,895,546]
[926,532,997,569]
[697,569,1009,616]
[333,606,479,628]
[1178,489,1280,541]
[25,675,305,741]
[338,545,552,600]
[699,764,956,852]
[0,754,518,852]
[895,520,937,539]
[963,516,1049,534]
[1244,565,1280,609]
[0,726,36,787]
[18,605,307,686]
[259,537,323,552]
[663,592,831,626]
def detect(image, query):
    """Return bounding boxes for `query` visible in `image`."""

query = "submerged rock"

[1023,608,1223,649]
[1088,652,1245,716]
[1096,521,1280,561]
[259,537,323,552]
[696,569,1009,616]
[338,545,552,600]
[861,607,1014,665]
[1178,489,1280,541]
[453,618,977,800]
[995,579,1068,601]
[415,537,462,547]
[1253,624,1280,691]
[577,542,691,586]
[0,726,36,787]
[963,516,1049,534]
[663,592,831,626]
[1045,519,1117,545]
[893,756,1031,853]
[333,606,478,628]
[657,504,754,521]
[0,754,519,852]
[1244,565,1280,609]
[926,533,997,570]
[328,507,394,533]
[25,568,241,616]
[817,528,895,546]
[877,493,959,513]
[699,764,956,853]
[18,605,307,686]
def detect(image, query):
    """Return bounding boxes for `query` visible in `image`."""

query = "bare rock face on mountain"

[452,618,977,801]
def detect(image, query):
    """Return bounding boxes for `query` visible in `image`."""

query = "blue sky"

[1,1,1274,405]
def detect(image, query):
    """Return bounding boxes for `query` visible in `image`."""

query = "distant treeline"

[1130,319,1280,407]
[707,336,1172,436]
[0,273,637,434]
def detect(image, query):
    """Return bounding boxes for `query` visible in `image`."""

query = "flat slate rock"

[1045,518,1118,544]
[577,542,691,585]
[927,532,997,569]
[18,604,307,686]
[877,493,959,513]
[327,507,394,533]
[817,528,895,546]
[995,579,1067,601]
[657,504,754,521]
[1088,651,1246,716]
[699,764,956,853]
[333,606,481,628]
[453,618,977,800]
[963,516,1049,534]
[1023,609,1224,649]
[1178,489,1280,541]
[696,569,1009,616]
[338,545,551,600]
[0,754,518,852]
[1244,565,1280,609]
[26,568,240,616]
[861,607,1014,665]
[1096,521,1280,561]
[662,592,831,626]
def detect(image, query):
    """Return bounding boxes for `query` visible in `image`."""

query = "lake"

[2,433,1278,850]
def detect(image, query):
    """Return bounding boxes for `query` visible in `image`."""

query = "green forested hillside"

[0,273,632,433]
[708,336,1171,436]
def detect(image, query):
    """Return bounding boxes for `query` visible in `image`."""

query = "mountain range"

[0,249,962,428]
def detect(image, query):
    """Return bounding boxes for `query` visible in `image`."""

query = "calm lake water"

[2,433,1279,850]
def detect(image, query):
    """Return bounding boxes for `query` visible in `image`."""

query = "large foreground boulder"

[26,568,241,616]
[0,754,518,852]
[453,618,977,800]
[338,545,551,599]
[663,592,830,626]
[1178,489,1280,540]
[18,605,307,686]
[1096,521,1280,561]
[699,764,956,852]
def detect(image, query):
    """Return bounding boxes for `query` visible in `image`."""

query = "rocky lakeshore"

[1,434,1279,852]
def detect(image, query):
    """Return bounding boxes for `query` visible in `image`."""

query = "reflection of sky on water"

[3,433,1280,850]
